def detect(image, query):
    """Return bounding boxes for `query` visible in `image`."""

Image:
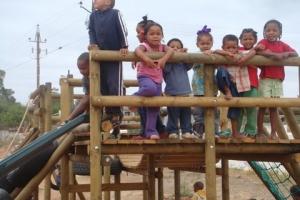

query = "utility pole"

[29,24,47,88]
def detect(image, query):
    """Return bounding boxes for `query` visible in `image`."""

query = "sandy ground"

[37,167,273,200]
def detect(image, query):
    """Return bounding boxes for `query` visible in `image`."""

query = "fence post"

[204,65,216,200]
[90,51,102,200]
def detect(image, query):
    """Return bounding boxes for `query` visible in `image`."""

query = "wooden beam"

[91,50,300,66]
[101,142,300,155]
[222,159,230,200]
[147,155,155,200]
[174,170,180,200]
[282,107,300,138]
[44,83,52,200]
[89,52,102,200]
[92,96,300,108]
[67,183,148,193]
[204,65,217,200]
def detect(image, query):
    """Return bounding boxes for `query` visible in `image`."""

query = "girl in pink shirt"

[134,22,174,139]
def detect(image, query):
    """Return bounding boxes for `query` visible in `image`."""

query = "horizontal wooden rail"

[101,141,300,155]
[67,78,82,87]
[68,182,148,193]
[92,96,300,108]
[59,78,138,88]
[51,93,84,100]
[91,50,300,66]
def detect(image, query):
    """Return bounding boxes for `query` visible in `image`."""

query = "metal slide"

[0,114,89,177]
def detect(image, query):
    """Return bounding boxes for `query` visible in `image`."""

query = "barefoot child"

[163,38,196,139]
[238,28,259,137]
[133,16,166,139]
[215,34,251,138]
[134,22,174,139]
[256,19,298,140]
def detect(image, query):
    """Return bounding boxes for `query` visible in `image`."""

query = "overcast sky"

[1,0,300,104]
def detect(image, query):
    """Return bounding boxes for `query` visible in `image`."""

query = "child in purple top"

[134,22,174,139]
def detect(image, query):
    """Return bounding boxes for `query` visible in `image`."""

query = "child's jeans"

[166,106,192,134]
[216,67,240,120]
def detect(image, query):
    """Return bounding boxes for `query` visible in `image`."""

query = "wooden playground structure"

[6,50,300,200]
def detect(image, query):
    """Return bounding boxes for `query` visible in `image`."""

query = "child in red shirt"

[256,19,298,140]
[238,28,259,137]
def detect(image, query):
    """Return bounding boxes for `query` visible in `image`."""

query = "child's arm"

[214,49,239,63]
[135,45,156,68]
[115,10,129,56]
[238,49,256,65]
[88,13,98,49]
[214,49,235,58]
[157,46,174,69]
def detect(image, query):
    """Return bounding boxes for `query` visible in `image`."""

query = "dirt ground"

[38,167,273,200]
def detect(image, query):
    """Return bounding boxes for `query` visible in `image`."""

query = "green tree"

[0,69,25,129]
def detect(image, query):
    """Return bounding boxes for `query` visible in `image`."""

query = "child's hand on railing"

[120,48,128,56]
[88,44,99,50]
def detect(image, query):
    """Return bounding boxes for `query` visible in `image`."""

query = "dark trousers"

[100,61,123,116]
[216,67,240,120]
[166,106,192,134]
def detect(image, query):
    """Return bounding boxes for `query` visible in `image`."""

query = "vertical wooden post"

[275,111,287,139]
[104,166,111,200]
[281,108,300,138]
[204,65,216,200]
[90,51,102,200]
[44,83,52,200]
[147,155,155,200]
[60,77,74,200]
[143,175,148,200]
[174,170,180,200]
[157,168,164,200]
[114,174,121,200]
[222,159,230,200]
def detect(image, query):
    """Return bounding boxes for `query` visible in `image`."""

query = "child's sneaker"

[169,133,179,139]
[182,132,198,139]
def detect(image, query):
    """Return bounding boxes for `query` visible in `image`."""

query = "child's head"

[263,19,282,42]
[167,38,184,51]
[77,52,89,77]
[239,28,257,50]
[196,25,213,52]
[144,22,164,47]
[93,0,115,10]
[136,15,155,43]
[193,181,204,192]
[222,34,239,54]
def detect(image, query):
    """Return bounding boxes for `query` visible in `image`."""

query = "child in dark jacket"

[88,0,128,136]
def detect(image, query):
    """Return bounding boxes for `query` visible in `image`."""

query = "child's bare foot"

[149,134,160,140]
[255,133,268,142]
[232,133,246,139]
[269,134,279,140]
